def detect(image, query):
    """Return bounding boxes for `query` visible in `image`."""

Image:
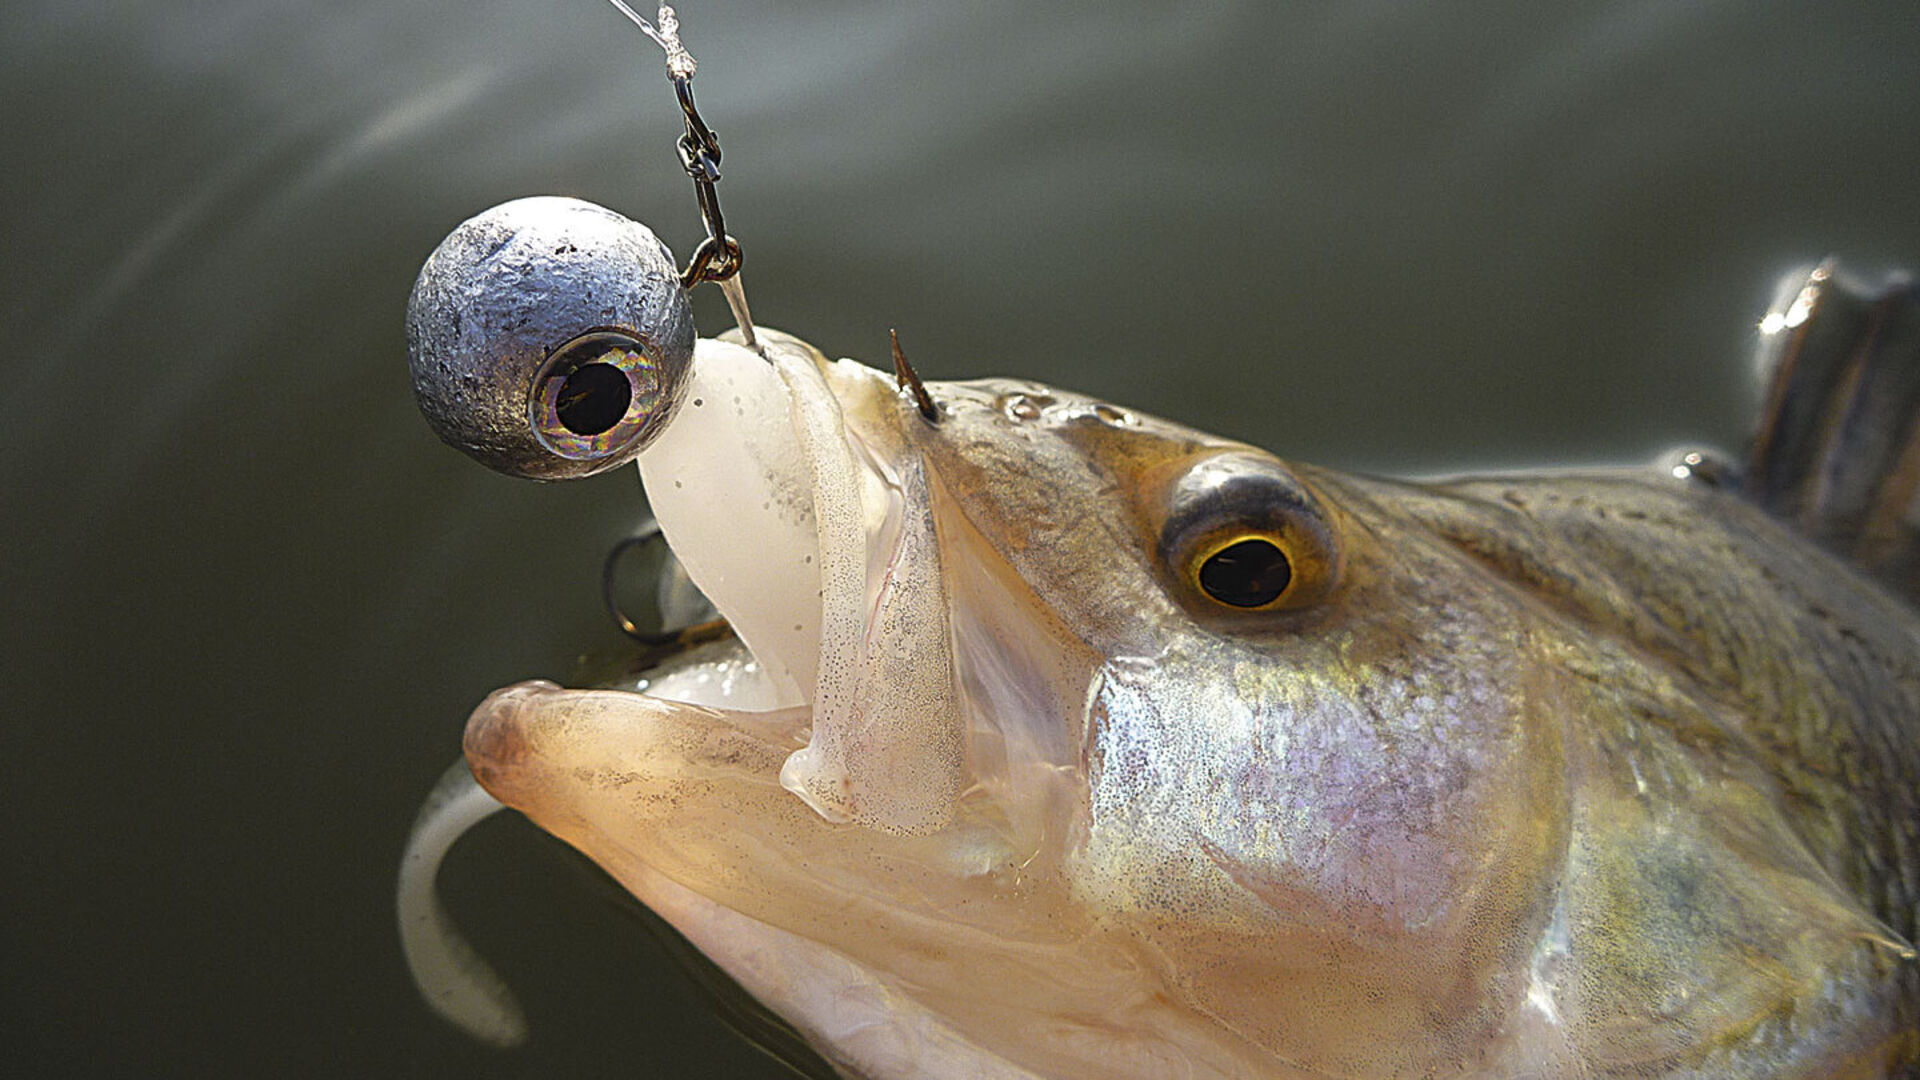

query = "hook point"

[890,328,938,421]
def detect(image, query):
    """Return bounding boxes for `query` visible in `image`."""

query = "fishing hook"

[602,519,732,648]
[602,522,680,645]
[890,329,939,422]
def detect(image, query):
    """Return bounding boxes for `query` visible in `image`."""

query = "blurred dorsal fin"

[1744,261,1920,603]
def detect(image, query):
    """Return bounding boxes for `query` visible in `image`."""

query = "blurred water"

[4,1,1917,1075]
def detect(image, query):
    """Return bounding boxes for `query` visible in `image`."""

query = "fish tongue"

[763,339,964,836]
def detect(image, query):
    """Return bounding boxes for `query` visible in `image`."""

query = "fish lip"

[461,681,544,787]
[462,679,814,814]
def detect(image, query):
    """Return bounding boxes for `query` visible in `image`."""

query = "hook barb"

[890,329,939,422]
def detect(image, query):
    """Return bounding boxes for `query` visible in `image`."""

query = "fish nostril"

[1000,392,1053,421]
[555,362,632,435]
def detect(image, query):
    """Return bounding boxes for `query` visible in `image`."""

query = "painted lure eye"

[405,196,696,481]
[1155,451,1340,614]
[530,330,671,461]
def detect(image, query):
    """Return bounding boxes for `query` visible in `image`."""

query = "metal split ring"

[669,75,742,288]
[680,233,743,287]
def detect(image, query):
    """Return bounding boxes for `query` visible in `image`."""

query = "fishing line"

[606,2,758,348]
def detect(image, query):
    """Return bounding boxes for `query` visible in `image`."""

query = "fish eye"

[1152,451,1340,615]
[531,330,670,461]
[1194,535,1293,608]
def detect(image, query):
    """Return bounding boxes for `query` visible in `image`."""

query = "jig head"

[404,195,697,480]
[403,4,748,482]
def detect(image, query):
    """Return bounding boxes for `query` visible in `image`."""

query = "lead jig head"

[405,195,696,480]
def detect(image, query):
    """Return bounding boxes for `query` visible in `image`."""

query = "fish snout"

[461,680,560,811]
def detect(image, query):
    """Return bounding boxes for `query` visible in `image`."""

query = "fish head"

[460,326,1578,1077]
[881,364,1572,1073]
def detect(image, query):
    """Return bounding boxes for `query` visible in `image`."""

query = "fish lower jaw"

[601,856,1054,1080]
[623,860,1303,1080]
[461,682,1269,1079]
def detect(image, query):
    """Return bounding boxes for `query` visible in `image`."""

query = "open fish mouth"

[465,327,1048,833]
[465,327,971,825]
[447,330,1146,1077]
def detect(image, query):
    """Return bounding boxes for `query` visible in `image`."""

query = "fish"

[408,259,1920,1078]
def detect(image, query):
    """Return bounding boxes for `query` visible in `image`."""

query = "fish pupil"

[1198,538,1291,607]
[555,361,632,435]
